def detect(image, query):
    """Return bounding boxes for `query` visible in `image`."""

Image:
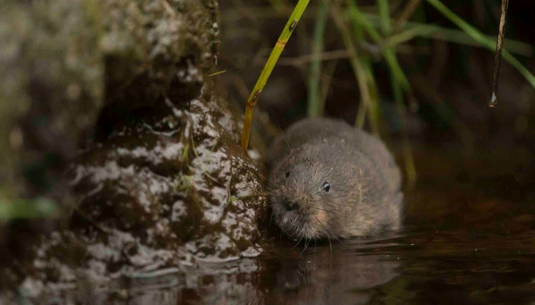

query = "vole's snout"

[282,198,298,211]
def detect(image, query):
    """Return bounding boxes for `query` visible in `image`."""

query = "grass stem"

[241,0,311,150]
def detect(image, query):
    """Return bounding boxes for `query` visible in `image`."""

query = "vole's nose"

[283,198,297,211]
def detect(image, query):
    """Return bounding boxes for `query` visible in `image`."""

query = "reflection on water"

[14,222,535,304]
[32,239,401,305]
[10,162,535,305]
[265,242,400,305]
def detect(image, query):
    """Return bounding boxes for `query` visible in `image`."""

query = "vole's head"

[269,145,347,240]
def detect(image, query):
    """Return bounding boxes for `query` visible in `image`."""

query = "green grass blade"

[308,0,328,117]
[346,1,380,129]
[318,60,339,117]
[359,13,533,56]
[349,3,411,92]
[220,7,533,56]
[332,1,380,134]
[390,70,417,184]
[350,1,416,176]
[348,4,381,42]
[384,49,410,90]
[241,0,311,149]
[424,0,535,89]
[377,0,391,34]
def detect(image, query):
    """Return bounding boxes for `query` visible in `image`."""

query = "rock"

[0,0,268,294]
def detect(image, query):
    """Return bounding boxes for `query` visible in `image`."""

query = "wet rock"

[100,0,219,109]
[70,83,266,267]
[1,0,268,296]
[0,0,220,255]
[0,0,219,201]
[8,80,268,300]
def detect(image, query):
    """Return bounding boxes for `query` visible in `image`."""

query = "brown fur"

[268,118,403,239]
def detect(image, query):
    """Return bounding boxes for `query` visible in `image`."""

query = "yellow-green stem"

[241,0,311,150]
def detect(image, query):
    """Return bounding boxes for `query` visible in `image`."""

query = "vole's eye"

[285,172,291,178]
[321,182,330,192]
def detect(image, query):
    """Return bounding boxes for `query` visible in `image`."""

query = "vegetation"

[237,0,534,183]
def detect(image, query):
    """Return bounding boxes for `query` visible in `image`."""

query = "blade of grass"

[361,59,381,130]
[349,2,411,91]
[353,53,381,129]
[354,98,367,128]
[331,0,380,134]
[358,14,533,57]
[424,0,535,89]
[318,60,339,117]
[385,25,438,47]
[377,0,391,34]
[220,8,535,57]
[308,0,328,117]
[350,4,535,89]
[348,5,382,42]
[392,0,422,33]
[347,0,379,129]
[221,8,533,56]
[391,69,417,184]
[350,9,533,58]
[241,0,311,150]
[346,0,382,131]
[376,0,416,182]
[384,49,410,90]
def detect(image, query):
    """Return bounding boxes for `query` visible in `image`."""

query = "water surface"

[14,147,535,305]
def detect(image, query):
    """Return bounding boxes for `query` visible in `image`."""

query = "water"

[18,173,535,305]
[6,142,534,305]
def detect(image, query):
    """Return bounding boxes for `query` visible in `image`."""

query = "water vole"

[267,118,403,239]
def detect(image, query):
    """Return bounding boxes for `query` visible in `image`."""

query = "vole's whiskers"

[326,232,333,254]
[291,236,303,250]
[324,225,340,243]
[311,213,334,253]
[311,207,329,213]
[301,239,310,254]
[275,120,291,152]
[258,170,276,185]
[269,210,276,223]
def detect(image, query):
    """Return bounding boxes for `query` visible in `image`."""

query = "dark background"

[219,0,535,156]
